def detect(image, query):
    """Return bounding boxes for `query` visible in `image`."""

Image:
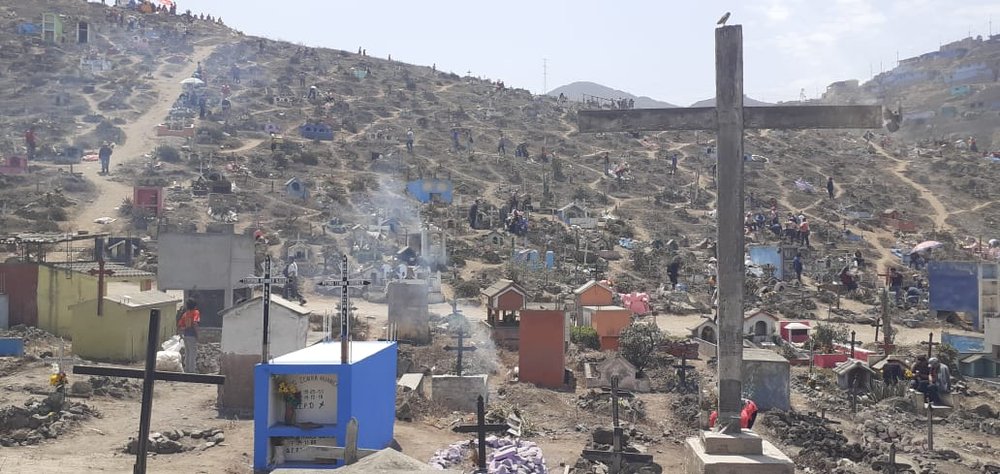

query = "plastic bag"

[155,351,183,372]
[161,335,184,353]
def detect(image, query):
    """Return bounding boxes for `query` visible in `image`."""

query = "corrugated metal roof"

[50,261,154,279]
[961,353,995,363]
[105,291,180,309]
[481,279,526,298]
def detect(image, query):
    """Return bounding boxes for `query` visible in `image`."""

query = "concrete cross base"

[684,434,794,474]
[701,430,763,455]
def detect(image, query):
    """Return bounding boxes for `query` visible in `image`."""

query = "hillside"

[547,81,678,108]
[1,2,1000,472]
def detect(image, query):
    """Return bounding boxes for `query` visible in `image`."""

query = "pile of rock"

[790,373,846,413]
[0,396,100,447]
[124,427,225,455]
[669,394,699,429]
[760,410,871,472]
[948,403,1000,435]
[428,436,546,474]
[196,342,221,374]
[576,390,645,420]
[88,376,142,398]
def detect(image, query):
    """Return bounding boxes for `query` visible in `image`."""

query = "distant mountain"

[547,81,678,108]
[690,95,773,107]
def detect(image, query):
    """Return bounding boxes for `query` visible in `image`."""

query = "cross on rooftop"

[238,255,287,363]
[581,376,653,473]
[452,395,510,474]
[73,310,225,474]
[318,255,370,363]
[577,24,889,434]
[443,326,477,377]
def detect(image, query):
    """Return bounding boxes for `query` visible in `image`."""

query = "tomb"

[481,279,528,349]
[406,178,454,204]
[518,304,568,388]
[132,186,164,216]
[742,348,790,411]
[0,156,28,175]
[557,202,597,229]
[778,321,811,343]
[156,231,256,327]
[691,317,718,344]
[70,292,180,362]
[77,21,89,44]
[104,237,142,264]
[285,177,309,201]
[387,280,430,344]
[833,359,875,391]
[42,13,63,43]
[156,123,196,138]
[430,327,489,412]
[484,230,507,247]
[958,353,998,378]
[575,282,631,350]
[253,341,397,471]
[743,309,778,343]
[300,122,335,141]
[587,353,650,392]
[218,295,310,417]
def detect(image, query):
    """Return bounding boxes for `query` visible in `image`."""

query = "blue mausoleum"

[253,340,397,471]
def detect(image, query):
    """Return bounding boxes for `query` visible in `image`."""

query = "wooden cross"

[73,309,225,474]
[581,377,653,473]
[87,252,115,316]
[870,317,882,348]
[871,443,914,474]
[238,255,287,363]
[452,395,510,474]
[318,255,370,363]
[577,24,887,434]
[443,327,476,376]
[921,332,940,358]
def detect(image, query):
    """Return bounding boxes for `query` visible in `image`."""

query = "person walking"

[793,253,804,283]
[177,299,200,373]
[826,177,835,199]
[98,142,113,174]
[798,217,810,247]
[24,128,37,159]
[889,267,904,303]
[667,258,681,289]
[671,153,679,175]
[405,127,414,153]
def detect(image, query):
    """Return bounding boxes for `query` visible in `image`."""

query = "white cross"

[239,256,287,363]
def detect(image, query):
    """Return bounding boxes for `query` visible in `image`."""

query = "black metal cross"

[444,327,477,376]
[238,255,287,363]
[73,310,225,474]
[581,377,653,473]
[850,330,857,359]
[921,332,940,359]
[452,395,509,474]
[318,255,370,363]
[673,355,696,391]
[87,251,115,316]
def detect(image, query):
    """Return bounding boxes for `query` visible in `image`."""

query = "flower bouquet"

[277,379,302,425]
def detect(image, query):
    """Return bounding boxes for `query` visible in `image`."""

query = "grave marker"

[581,377,653,473]
[577,24,887,435]
[444,327,477,376]
[238,255,287,363]
[318,255,370,363]
[451,395,510,474]
[73,310,225,474]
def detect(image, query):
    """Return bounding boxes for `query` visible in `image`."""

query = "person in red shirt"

[709,399,760,430]
[177,299,200,373]
[24,128,37,159]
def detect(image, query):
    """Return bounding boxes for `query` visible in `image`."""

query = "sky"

[141,0,997,105]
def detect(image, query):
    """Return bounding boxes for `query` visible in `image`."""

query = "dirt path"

[70,43,218,232]
[872,143,951,231]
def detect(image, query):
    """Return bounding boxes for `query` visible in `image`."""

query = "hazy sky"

[137,0,997,105]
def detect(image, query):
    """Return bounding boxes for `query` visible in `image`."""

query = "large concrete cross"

[578,24,886,434]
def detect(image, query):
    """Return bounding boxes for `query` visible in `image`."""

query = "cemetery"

[0,1,998,473]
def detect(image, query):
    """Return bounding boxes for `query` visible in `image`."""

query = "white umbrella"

[180,77,204,86]
[909,240,943,254]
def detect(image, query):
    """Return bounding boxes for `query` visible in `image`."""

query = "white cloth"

[286,261,298,277]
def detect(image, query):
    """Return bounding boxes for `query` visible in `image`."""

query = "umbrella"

[909,240,942,254]
[180,77,204,86]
